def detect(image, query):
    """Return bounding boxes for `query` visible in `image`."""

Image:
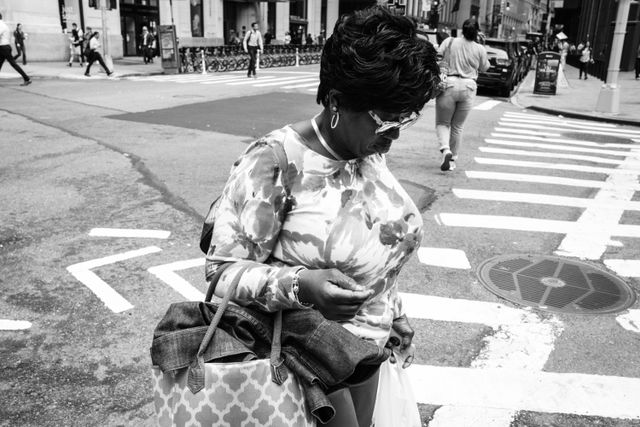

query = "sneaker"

[440,149,453,171]
[107,71,114,77]
[21,79,32,86]
[449,160,456,171]
[68,63,72,67]
[84,73,91,77]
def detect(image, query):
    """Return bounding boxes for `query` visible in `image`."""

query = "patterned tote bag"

[151,264,316,427]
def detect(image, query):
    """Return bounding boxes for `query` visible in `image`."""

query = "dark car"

[478,38,520,97]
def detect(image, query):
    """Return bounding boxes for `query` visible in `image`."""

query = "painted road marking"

[417,247,471,269]
[225,76,281,85]
[253,77,318,87]
[604,259,640,277]
[494,127,561,137]
[505,112,617,127]
[401,293,563,425]
[66,246,162,313]
[88,228,170,239]
[485,138,639,157]
[473,100,502,110]
[465,171,640,190]
[556,155,640,259]
[497,122,640,138]
[616,310,640,334]
[452,188,640,211]
[436,213,640,238]
[0,319,32,330]
[200,76,260,84]
[479,146,626,165]
[148,258,206,301]
[282,81,320,89]
[475,157,637,175]
[408,365,640,420]
[491,132,637,149]
[501,116,620,131]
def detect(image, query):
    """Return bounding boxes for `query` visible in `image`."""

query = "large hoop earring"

[330,112,340,129]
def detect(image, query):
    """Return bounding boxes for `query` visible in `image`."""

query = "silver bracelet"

[292,267,313,308]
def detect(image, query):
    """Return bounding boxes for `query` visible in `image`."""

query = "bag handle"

[187,263,287,393]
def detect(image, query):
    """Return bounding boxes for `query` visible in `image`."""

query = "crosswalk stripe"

[473,100,502,110]
[498,121,640,138]
[501,117,620,132]
[491,132,637,149]
[208,76,277,85]
[464,171,634,189]
[437,213,640,238]
[282,81,320,89]
[478,146,626,165]
[253,77,318,87]
[417,247,471,269]
[495,127,561,136]
[485,138,639,157]
[226,76,291,85]
[452,188,640,210]
[475,157,637,175]
[505,112,617,128]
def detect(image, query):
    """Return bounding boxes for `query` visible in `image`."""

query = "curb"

[526,105,640,128]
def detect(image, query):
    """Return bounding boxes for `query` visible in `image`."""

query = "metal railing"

[178,44,323,74]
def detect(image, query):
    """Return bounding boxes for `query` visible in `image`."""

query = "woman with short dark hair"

[435,18,490,171]
[207,6,438,426]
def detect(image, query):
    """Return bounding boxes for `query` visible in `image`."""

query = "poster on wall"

[190,0,203,37]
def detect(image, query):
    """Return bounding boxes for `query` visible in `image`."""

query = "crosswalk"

[125,71,321,92]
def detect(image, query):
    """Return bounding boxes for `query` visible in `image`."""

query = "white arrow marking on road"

[0,319,32,330]
[67,246,162,313]
[473,100,502,110]
[89,228,170,239]
[148,258,206,301]
[417,247,471,269]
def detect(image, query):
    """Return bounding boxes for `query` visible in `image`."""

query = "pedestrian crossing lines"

[126,71,320,92]
[439,110,640,270]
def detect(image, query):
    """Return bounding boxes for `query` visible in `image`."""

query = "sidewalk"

[514,63,640,126]
[0,56,163,80]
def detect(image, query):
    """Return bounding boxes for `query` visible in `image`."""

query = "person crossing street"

[0,13,31,85]
[243,22,263,78]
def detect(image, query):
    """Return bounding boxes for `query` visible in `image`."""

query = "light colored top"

[0,20,11,46]
[439,37,490,80]
[89,37,100,51]
[243,29,263,50]
[580,47,592,63]
[206,126,424,346]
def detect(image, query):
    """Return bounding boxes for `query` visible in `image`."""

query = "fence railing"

[178,44,323,74]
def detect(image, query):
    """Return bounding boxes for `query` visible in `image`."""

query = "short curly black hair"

[317,6,439,114]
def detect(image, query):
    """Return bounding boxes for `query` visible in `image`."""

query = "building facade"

[0,0,379,61]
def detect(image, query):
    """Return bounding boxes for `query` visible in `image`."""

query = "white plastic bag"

[372,355,421,427]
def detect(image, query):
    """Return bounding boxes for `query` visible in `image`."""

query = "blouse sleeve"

[205,139,308,312]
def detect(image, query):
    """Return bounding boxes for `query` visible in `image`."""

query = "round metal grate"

[477,255,636,314]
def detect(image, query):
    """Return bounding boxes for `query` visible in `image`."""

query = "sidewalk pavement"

[514,63,640,127]
[0,56,163,81]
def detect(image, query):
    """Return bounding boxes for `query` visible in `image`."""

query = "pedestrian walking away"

[81,26,92,65]
[84,31,113,77]
[434,18,489,172]
[243,22,263,78]
[204,6,439,426]
[578,41,593,80]
[68,22,84,67]
[0,13,31,85]
[635,43,640,80]
[12,22,26,65]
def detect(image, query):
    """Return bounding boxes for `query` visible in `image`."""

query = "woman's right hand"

[297,269,373,321]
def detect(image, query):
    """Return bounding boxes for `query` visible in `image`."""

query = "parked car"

[478,38,520,97]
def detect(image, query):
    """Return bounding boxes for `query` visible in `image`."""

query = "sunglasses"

[368,111,421,135]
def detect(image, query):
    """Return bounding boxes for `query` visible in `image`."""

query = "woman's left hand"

[386,314,415,368]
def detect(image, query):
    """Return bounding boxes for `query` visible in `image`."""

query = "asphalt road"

[1,66,639,427]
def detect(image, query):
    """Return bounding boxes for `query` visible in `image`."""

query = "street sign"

[533,51,561,95]
[158,25,178,74]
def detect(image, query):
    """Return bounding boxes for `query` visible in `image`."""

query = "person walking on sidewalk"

[81,26,92,65]
[243,22,263,78]
[12,23,26,65]
[635,43,640,80]
[84,31,113,77]
[434,19,489,172]
[140,26,153,64]
[0,14,31,85]
[578,41,593,80]
[68,22,83,67]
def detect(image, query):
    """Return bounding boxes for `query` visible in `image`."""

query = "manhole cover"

[477,255,636,314]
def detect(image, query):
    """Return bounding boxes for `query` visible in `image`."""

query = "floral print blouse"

[206,126,423,346]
